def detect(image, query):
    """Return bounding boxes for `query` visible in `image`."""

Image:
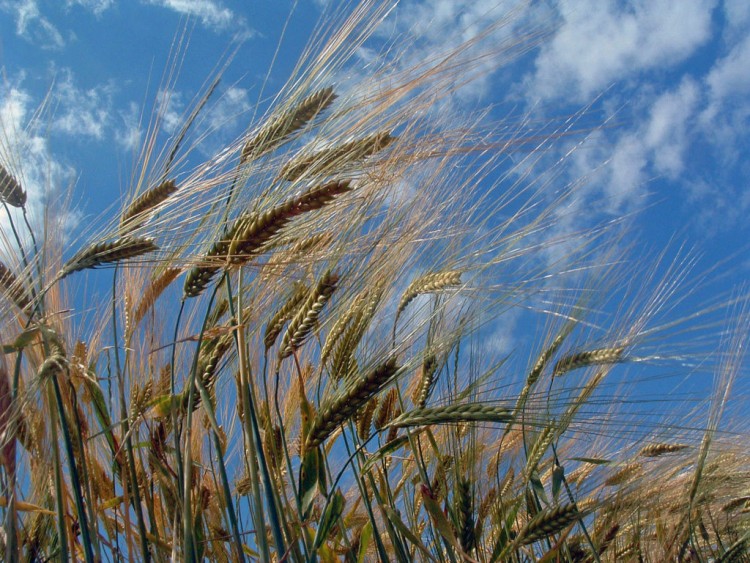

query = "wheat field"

[0,2,748,562]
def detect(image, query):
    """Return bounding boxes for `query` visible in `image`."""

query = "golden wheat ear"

[278,131,396,181]
[59,236,158,280]
[241,86,337,162]
[120,179,179,233]
[0,164,26,207]
[0,261,32,312]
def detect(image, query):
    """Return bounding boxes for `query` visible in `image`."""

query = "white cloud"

[50,70,115,139]
[66,0,114,15]
[144,0,252,36]
[705,33,750,102]
[156,89,185,136]
[205,86,251,133]
[1,0,65,49]
[526,0,716,101]
[723,0,750,37]
[115,102,144,151]
[1,84,76,227]
[368,0,536,105]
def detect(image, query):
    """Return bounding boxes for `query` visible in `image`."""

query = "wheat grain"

[0,261,31,312]
[264,282,309,350]
[387,403,512,428]
[517,501,593,546]
[415,352,438,409]
[639,443,689,458]
[133,267,181,326]
[604,463,641,487]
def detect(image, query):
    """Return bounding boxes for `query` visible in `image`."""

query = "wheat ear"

[279,131,396,181]
[183,213,251,298]
[0,261,32,312]
[415,352,438,409]
[456,478,475,553]
[279,270,339,359]
[59,236,158,279]
[516,501,593,546]
[133,267,180,325]
[0,164,26,207]
[242,86,336,162]
[264,282,309,349]
[228,180,352,263]
[396,270,462,321]
[639,443,689,458]
[553,346,624,377]
[305,358,399,450]
[120,179,178,232]
[386,403,512,428]
[184,180,351,298]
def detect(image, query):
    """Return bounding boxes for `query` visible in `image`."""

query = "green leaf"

[360,434,411,474]
[382,506,436,561]
[421,485,463,555]
[530,472,548,506]
[552,465,565,502]
[2,326,41,353]
[299,447,321,519]
[357,522,373,563]
[569,457,611,465]
[314,489,345,550]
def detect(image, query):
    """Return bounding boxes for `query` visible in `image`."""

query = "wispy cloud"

[0,83,76,224]
[143,0,254,38]
[50,69,116,139]
[65,0,114,15]
[1,0,65,50]
[525,0,716,102]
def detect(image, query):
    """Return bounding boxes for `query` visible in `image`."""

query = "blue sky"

[1,0,747,252]
[1,1,748,410]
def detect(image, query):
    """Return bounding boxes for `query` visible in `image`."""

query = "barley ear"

[0,164,26,207]
[279,131,396,181]
[59,237,158,280]
[120,179,178,233]
[0,261,32,312]
[278,270,339,359]
[242,86,336,162]
[396,270,462,322]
